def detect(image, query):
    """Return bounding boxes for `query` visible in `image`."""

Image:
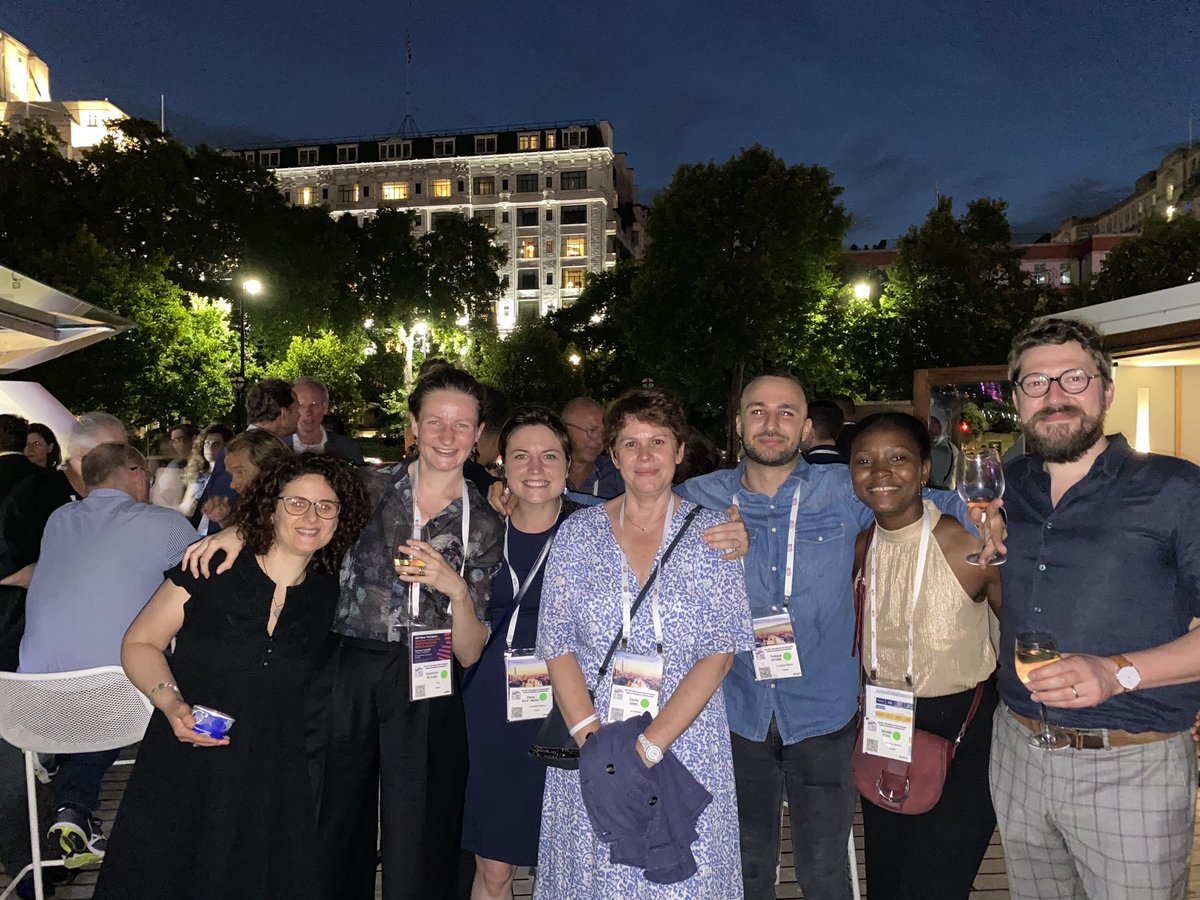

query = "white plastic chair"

[0,666,152,900]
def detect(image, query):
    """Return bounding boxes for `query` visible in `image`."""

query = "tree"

[1090,214,1200,302]
[265,329,368,417]
[616,146,850,449]
[473,324,583,409]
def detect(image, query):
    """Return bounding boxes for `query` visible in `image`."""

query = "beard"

[742,431,801,467]
[1024,404,1106,463]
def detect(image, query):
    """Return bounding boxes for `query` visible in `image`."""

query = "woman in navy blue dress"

[462,407,580,899]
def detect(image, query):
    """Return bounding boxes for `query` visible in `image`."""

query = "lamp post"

[236,278,262,430]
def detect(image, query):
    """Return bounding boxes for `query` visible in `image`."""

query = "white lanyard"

[502,510,559,653]
[867,506,931,686]
[408,461,470,620]
[618,496,676,652]
[733,482,802,608]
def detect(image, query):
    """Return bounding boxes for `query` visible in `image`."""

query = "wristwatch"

[637,733,663,764]
[1111,654,1141,692]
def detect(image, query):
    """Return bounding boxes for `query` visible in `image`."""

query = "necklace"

[269,598,285,620]
[620,497,670,535]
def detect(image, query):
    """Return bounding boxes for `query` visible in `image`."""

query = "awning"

[0,264,135,372]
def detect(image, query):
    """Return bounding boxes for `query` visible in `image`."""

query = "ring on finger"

[1070,684,1079,699]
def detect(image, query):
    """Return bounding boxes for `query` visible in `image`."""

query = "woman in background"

[24,423,61,469]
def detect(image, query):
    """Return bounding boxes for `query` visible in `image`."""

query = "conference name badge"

[751,612,802,680]
[607,650,663,722]
[409,629,453,701]
[862,684,915,763]
[504,651,553,722]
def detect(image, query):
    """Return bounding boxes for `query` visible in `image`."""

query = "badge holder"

[751,607,802,681]
[410,629,453,701]
[607,644,664,721]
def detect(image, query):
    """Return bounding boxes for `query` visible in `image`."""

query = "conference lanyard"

[408,461,470,620]
[867,505,931,686]
[502,512,559,654]
[617,495,677,653]
[733,482,802,608]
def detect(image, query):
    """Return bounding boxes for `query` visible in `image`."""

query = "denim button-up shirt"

[998,434,1200,733]
[680,459,968,745]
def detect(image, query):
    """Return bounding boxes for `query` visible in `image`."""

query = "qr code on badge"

[866,739,879,754]
[414,685,425,698]
[756,667,771,679]
[511,707,523,719]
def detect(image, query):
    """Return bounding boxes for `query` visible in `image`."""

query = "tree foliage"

[1091,214,1200,302]
[264,329,369,417]
[473,324,583,409]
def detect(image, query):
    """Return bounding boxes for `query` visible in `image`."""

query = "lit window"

[560,170,587,191]
[516,174,539,193]
[544,132,556,149]
[563,236,587,257]
[1033,263,1047,286]
[518,133,540,151]
[564,128,586,148]
[297,186,316,206]
[517,208,539,227]
[434,139,455,157]
[474,176,495,195]
[336,145,358,163]
[432,179,452,198]
[519,239,538,259]
[298,147,319,166]
[475,135,497,154]
[382,182,409,201]
[1060,266,1072,286]
[562,268,586,291]
[260,150,280,167]
[337,184,361,203]
[517,270,538,291]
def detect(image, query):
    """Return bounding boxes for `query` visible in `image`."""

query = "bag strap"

[852,523,875,658]
[596,506,701,681]
[951,680,988,749]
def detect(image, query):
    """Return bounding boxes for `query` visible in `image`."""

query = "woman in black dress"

[461,407,580,899]
[93,454,370,900]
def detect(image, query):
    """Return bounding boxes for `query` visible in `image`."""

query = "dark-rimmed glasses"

[278,496,341,519]
[1014,369,1103,398]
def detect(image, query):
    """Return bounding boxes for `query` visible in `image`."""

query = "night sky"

[5,1,1199,245]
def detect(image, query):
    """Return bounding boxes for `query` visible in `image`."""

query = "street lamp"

[853,281,872,302]
[568,352,581,367]
[236,277,262,430]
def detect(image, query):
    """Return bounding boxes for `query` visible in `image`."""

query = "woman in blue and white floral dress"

[535,388,754,899]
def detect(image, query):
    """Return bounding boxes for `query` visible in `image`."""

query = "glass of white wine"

[957,447,1007,566]
[1014,631,1068,750]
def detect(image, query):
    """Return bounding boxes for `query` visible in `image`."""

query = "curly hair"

[183,423,232,486]
[602,388,689,454]
[228,453,371,574]
[1008,316,1112,384]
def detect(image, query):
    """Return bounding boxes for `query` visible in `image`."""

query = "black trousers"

[310,635,469,900]
[859,679,999,900]
[731,715,858,900]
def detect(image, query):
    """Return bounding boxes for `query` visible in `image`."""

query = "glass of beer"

[957,447,1007,566]
[1015,630,1068,749]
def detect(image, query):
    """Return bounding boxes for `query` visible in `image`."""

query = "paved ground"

[4,749,1200,898]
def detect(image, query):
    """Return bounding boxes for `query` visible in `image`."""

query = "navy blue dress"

[461,504,574,865]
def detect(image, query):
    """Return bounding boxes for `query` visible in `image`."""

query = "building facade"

[231,119,645,332]
[0,31,126,158]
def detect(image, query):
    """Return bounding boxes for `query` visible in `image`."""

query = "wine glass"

[1014,631,1069,750]
[956,447,1006,566]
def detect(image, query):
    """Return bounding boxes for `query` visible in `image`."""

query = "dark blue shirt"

[998,434,1200,733]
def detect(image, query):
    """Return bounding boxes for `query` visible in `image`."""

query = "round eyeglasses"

[278,496,341,519]
[1014,369,1103,398]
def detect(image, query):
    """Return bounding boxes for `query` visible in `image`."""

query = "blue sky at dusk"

[5,1,1198,245]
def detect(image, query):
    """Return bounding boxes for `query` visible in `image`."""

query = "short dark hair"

[481,384,510,431]
[675,428,720,484]
[169,423,199,440]
[229,454,371,574]
[0,415,29,453]
[831,394,857,419]
[245,379,297,426]
[1008,316,1112,384]
[806,400,843,442]
[499,406,571,462]
[27,423,61,467]
[408,367,486,422]
[82,442,145,487]
[603,388,689,453]
[851,412,932,462]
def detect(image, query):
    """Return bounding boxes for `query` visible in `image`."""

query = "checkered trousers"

[989,704,1196,899]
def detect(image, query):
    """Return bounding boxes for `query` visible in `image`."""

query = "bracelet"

[568,713,599,737]
[147,682,180,701]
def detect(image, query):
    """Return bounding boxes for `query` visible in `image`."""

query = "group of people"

[0,313,1198,900]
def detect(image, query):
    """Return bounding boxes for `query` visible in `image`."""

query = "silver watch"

[637,733,663,764]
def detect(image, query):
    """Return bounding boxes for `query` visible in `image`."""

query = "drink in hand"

[1015,646,1060,685]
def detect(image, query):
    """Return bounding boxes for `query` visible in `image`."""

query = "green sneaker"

[48,806,106,869]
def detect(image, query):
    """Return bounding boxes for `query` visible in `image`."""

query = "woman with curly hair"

[93,454,371,900]
[177,424,232,520]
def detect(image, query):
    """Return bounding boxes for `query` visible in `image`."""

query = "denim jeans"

[53,749,119,817]
[731,715,857,900]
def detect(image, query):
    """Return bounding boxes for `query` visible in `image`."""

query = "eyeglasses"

[278,496,341,519]
[564,421,603,438]
[1014,369,1104,398]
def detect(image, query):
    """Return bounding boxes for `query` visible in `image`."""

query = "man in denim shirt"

[990,317,1200,899]
[679,373,971,900]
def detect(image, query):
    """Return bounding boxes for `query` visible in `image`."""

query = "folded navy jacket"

[578,712,712,885]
